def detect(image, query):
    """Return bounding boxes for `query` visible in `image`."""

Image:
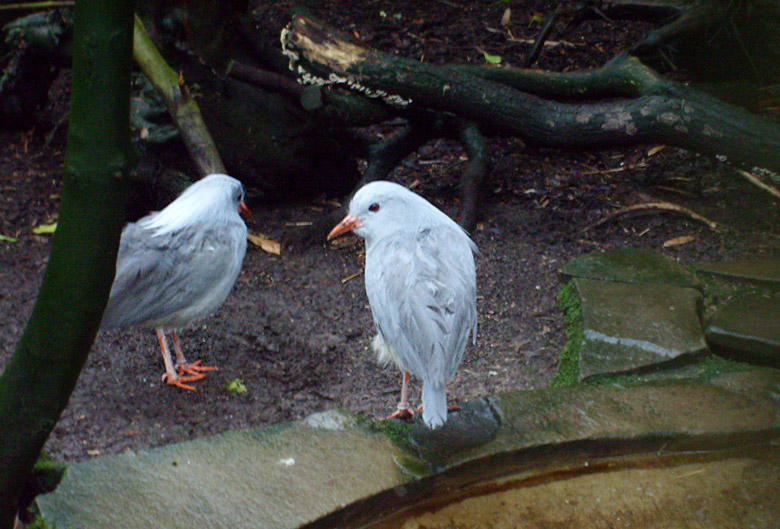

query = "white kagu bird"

[329,181,478,429]
[100,173,250,391]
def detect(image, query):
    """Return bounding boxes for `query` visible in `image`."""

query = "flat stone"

[697,257,780,289]
[39,371,780,529]
[560,249,700,289]
[323,370,780,528]
[413,369,780,471]
[706,292,780,362]
[388,449,780,529]
[38,410,416,529]
[576,278,707,379]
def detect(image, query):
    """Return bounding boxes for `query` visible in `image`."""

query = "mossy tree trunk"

[0,1,134,526]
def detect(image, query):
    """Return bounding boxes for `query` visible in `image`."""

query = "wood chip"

[663,235,695,247]
[647,145,666,157]
[247,233,281,255]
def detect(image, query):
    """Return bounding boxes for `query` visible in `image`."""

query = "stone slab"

[575,278,707,379]
[386,449,780,529]
[707,292,780,361]
[38,410,414,529]
[410,370,780,471]
[560,249,700,289]
[39,371,780,529]
[313,370,780,528]
[697,257,780,289]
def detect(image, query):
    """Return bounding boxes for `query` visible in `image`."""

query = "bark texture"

[283,13,780,175]
[0,1,133,526]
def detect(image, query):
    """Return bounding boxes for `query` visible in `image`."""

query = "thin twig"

[735,169,780,200]
[586,201,720,232]
[0,1,73,10]
[340,270,362,284]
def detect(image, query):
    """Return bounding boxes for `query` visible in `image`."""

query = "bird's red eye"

[369,203,380,212]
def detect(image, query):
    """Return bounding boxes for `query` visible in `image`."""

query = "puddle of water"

[367,446,780,529]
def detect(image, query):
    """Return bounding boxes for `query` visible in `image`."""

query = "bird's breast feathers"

[364,226,476,380]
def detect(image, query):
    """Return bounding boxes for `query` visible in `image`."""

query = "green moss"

[23,514,57,529]
[696,354,753,380]
[582,354,754,388]
[585,371,647,387]
[359,413,415,451]
[552,280,583,387]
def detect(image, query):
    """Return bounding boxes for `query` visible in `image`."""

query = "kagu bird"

[100,173,250,390]
[329,181,478,429]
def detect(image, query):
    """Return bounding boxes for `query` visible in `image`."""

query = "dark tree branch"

[360,121,437,186]
[457,120,490,231]
[526,5,562,67]
[283,13,780,175]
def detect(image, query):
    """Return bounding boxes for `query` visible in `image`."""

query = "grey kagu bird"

[329,181,478,429]
[100,173,250,391]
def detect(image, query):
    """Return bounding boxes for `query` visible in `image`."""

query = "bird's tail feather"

[422,381,447,429]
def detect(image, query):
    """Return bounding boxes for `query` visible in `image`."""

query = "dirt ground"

[1,1,779,463]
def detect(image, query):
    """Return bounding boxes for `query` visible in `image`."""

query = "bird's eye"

[368,203,380,212]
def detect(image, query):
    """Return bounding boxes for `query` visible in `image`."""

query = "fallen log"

[282,13,780,177]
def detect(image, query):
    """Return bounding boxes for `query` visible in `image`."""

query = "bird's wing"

[100,221,245,329]
[365,227,477,384]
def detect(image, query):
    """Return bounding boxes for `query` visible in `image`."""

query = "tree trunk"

[283,13,780,175]
[0,1,133,526]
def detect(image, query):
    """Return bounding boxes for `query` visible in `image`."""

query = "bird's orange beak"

[327,214,361,240]
[239,201,251,219]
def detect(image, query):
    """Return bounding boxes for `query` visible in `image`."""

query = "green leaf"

[0,234,17,242]
[224,378,248,395]
[482,51,502,64]
[32,222,57,234]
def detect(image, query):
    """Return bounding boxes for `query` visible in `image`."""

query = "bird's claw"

[161,373,198,391]
[175,360,217,377]
[386,405,415,421]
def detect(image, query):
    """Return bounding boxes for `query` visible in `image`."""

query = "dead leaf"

[247,233,281,255]
[663,235,695,248]
[501,7,511,27]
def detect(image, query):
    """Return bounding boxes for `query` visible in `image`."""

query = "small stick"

[586,201,720,232]
[340,270,362,284]
[735,169,780,200]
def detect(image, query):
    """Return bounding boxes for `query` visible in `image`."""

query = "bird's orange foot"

[386,405,415,421]
[161,372,202,391]
[175,360,217,378]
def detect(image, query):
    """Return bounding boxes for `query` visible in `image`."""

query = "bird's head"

[141,173,250,236]
[328,181,460,245]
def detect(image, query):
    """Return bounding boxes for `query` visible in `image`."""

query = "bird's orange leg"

[171,330,217,378]
[387,371,415,420]
[156,328,199,391]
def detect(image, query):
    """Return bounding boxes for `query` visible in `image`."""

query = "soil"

[1,0,779,463]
